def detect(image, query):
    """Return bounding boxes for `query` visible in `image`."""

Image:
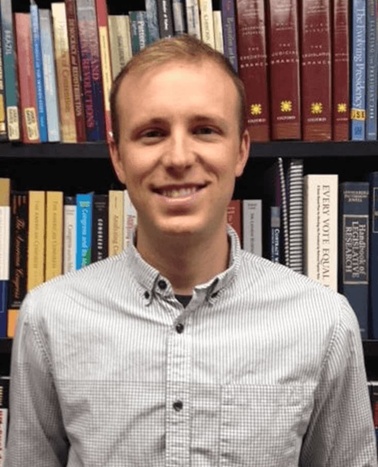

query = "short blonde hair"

[109,34,247,145]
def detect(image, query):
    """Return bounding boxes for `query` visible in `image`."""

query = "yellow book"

[45,191,63,281]
[108,189,124,256]
[27,190,46,291]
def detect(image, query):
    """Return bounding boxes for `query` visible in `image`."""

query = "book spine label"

[236,0,270,141]
[332,0,350,141]
[365,0,377,140]
[267,0,301,140]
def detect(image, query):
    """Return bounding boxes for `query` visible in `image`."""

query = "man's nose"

[162,132,195,170]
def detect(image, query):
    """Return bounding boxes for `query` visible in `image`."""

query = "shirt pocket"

[219,384,314,467]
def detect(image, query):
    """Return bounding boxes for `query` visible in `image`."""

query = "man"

[5,34,377,466]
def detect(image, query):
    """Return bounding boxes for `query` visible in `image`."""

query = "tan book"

[45,191,63,281]
[51,2,77,142]
[198,0,215,48]
[27,190,46,291]
[0,178,10,281]
[108,15,132,78]
[108,189,124,256]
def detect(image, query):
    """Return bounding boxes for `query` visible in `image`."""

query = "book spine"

[270,206,281,263]
[235,0,270,141]
[129,10,148,53]
[30,1,48,142]
[339,181,369,339]
[45,191,63,282]
[76,192,93,269]
[172,0,187,35]
[108,15,132,78]
[0,9,7,141]
[288,158,304,273]
[212,9,224,54]
[198,0,215,48]
[221,0,238,72]
[278,157,289,266]
[76,0,106,141]
[185,0,201,39]
[365,0,377,140]
[0,281,7,338]
[8,191,28,310]
[332,0,350,141]
[145,0,160,43]
[51,2,77,143]
[156,0,175,37]
[227,199,242,242]
[242,199,263,256]
[91,193,109,262]
[0,178,10,339]
[0,0,20,141]
[350,0,367,140]
[27,190,46,291]
[39,9,61,142]
[369,171,378,339]
[303,174,339,291]
[64,0,87,142]
[63,195,76,274]
[123,189,137,248]
[0,376,10,462]
[266,0,301,140]
[300,0,332,141]
[108,189,124,256]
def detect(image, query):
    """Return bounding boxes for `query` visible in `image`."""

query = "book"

[39,8,61,142]
[287,158,304,273]
[221,0,238,72]
[0,178,10,339]
[369,171,378,339]
[303,174,339,291]
[369,381,378,444]
[108,189,124,256]
[91,193,109,262]
[227,199,242,242]
[212,8,224,54]
[45,191,64,282]
[365,0,377,140]
[27,190,46,292]
[242,199,262,256]
[123,189,137,249]
[156,0,174,38]
[198,0,215,48]
[185,0,201,39]
[172,0,187,35]
[51,2,77,143]
[350,0,367,141]
[8,191,28,311]
[235,0,270,141]
[76,192,93,270]
[30,0,48,142]
[14,12,40,144]
[266,0,301,140]
[270,206,281,263]
[0,0,20,141]
[76,0,106,141]
[108,14,132,78]
[145,0,160,44]
[300,0,332,141]
[278,157,289,266]
[332,0,350,141]
[63,195,76,274]
[0,7,7,142]
[0,376,10,466]
[129,10,148,54]
[64,0,87,142]
[339,181,369,339]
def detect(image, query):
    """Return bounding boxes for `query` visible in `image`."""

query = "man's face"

[109,60,250,241]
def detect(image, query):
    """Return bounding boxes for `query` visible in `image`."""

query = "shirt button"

[144,291,150,299]
[175,323,184,334]
[157,280,167,290]
[173,400,183,411]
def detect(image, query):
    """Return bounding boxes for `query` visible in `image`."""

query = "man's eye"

[141,129,164,138]
[194,127,217,135]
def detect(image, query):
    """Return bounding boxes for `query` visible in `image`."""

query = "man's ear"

[108,136,127,185]
[235,129,250,177]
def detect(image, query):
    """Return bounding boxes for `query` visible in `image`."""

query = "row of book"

[0,0,372,145]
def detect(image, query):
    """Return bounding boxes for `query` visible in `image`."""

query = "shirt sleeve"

[4,292,69,467]
[300,294,378,467]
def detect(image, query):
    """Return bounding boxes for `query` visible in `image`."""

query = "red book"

[235,0,270,141]
[64,0,87,142]
[300,0,332,141]
[14,12,40,144]
[227,199,242,241]
[266,0,301,140]
[332,0,350,141]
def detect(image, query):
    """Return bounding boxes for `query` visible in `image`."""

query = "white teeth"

[161,187,198,198]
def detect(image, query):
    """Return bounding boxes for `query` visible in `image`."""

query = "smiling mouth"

[155,185,206,199]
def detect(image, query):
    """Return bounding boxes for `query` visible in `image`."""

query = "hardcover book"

[123,189,137,249]
[108,15,132,78]
[156,0,174,38]
[27,190,46,291]
[221,0,238,72]
[242,199,262,256]
[332,0,350,141]
[235,0,270,141]
[91,193,109,262]
[365,0,376,140]
[227,199,241,242]
[198,0,215,48]
[303,174,339,291]
[108,189,124,256]
[145,0,160,43]
[369,171,378,339]
[76,192,93,269]
[300,0,332,141]
[339,181,369,339]
[185,0,201,39]
[266,0,301,140]
[63,195,76,274]
[45,191,63,282]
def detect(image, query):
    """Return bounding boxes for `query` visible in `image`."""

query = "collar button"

[158,280,167,290]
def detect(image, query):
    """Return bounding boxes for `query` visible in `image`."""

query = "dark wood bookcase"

[1,140,378,380]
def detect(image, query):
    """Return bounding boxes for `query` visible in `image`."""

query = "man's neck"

[136,229,230,295]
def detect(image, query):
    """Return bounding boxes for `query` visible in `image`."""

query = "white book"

[303,174,339,291]
[108,14,132,78]
[212,9,224,54]
[242,199,262,256]
[185,0,201,39]
[108,189,124,256]
[198,0,215,48]
[123,189,137,248]
[0,178,10,280]
[63,196,77,274]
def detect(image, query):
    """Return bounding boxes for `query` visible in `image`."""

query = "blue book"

[38,8,60,142]
[76,192,93,270]
[339,181,370,340]
[0,281,7,337]
[350,0,367,140]
[129,11,148,54]
[369,172,378,339]
[221,0,238,72]
[145,0,160,44]
[366,0,377,140]
[30,1,48,142]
